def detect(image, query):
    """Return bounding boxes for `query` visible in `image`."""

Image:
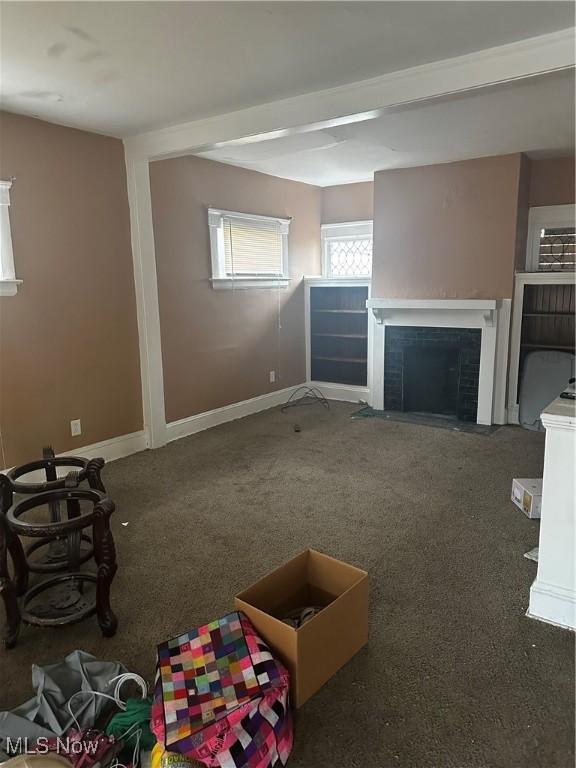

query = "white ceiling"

[197,70,576,186]
[1,1,575,137]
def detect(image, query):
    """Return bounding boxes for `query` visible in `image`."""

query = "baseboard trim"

[507,403,520,425]
[528,579,576,631]
[1,430,149,477]
[308,381,370,404]
[166,385,305,443]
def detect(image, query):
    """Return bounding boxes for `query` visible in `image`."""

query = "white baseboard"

[166,385,306,443]
[528,579,576,631]
[1,430,149,477]
[508,403,520,425]
[308,381,369,404]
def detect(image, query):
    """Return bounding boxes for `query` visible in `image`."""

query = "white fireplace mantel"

[367,298,497,326]
[366,297,511,425]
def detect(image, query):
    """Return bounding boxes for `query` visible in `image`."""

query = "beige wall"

[0,112,142,467]
[149,156,321,423]
[372,154,523,299]
[321,181,373,224]
[528,156,575,207]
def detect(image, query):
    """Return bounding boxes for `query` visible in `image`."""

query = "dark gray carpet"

[1,403,574,768]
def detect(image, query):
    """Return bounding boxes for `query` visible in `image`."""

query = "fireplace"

[384,326,481,421]
[366,298,512,425]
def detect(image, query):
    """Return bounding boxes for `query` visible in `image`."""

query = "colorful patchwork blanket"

[151,612,293,768]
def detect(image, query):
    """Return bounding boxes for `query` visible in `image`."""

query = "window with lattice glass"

[537,227,576,271]
[327,238,372,277]
[322,221,373,278]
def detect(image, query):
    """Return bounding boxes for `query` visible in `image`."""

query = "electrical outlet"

[269,370,276,383]
[70,419,82,437]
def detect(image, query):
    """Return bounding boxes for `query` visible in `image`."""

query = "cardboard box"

[235,549,369,708]
[511,478,543,519]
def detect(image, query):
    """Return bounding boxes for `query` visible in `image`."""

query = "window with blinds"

[223,215,283,275]
[208,208,290,288]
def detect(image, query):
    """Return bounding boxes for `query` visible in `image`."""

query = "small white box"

[511,478,542,519]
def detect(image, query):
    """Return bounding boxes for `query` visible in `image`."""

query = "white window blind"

[208,208,290,289]
[223,215,283,275]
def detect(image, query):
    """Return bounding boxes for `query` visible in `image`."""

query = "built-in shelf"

[312,355,367,364]
[517,282,575,383]
[523,312,575,318]
[521,343,575,351]
[312,333,367,339]
[508,272,576,424]
[309,284,369,387]
[311,309,367,314]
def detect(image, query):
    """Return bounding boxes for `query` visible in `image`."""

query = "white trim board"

[166,382,371,444]
[124,155,167,449]
[166,385,304,443]
[308,382,370,405]
[125,29,574,161]
[528,581,576,632]
[1,430,148,479]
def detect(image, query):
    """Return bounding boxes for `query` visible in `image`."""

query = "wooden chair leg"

[93,498,118,637]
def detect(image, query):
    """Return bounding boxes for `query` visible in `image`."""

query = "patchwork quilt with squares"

[152,612,292,768]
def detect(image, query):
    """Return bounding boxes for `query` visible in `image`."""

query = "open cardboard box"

[235,549,369,708]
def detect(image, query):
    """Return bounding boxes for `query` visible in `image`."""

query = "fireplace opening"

[403,346,460,417]
[384,326,481,422]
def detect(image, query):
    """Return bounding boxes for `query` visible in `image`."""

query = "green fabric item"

[105,697,156,761]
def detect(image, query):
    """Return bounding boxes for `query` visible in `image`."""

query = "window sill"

[303,275,371,284]
[211,277,290,290]
[0,279,22,296]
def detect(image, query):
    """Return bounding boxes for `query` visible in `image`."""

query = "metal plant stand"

[4,488,118,647]
[0,447,115,649]
[4,446,106,574]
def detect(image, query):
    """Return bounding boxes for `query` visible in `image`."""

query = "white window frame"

[526,204,576,272]
[0,180,22,296]
[208,208,290,289]
[321,220,373,279]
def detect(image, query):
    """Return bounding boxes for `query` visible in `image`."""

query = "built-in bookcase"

[520,282,575,354]
[309,283,369,386]
[507,272,575,423]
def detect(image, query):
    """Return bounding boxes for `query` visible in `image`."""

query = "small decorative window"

[536,227,575,271]
[526,205,576,272]
[321,221,373,278]
[0,179,21,296]
[208,208,290,289]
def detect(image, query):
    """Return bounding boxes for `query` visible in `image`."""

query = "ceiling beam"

[125,28,575,161]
